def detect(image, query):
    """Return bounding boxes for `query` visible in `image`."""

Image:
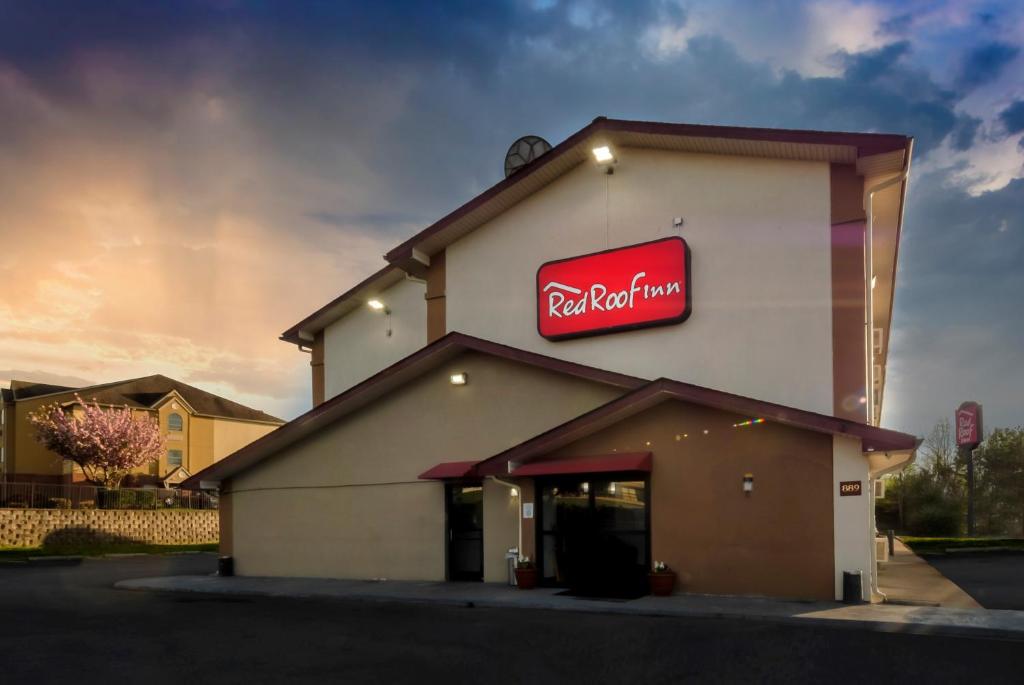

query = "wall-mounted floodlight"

[367,299,392,336]
[592,145,616,174]
[449,372,468,386]
[592,146,614,162]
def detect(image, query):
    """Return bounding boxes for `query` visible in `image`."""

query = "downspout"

[490,476,522,559]
[863,139,914,427]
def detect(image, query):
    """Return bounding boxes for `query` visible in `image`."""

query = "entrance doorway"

[446,484,483,581]
[537,475,649,597]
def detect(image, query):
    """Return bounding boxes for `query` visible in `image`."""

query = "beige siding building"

[190,118,919,602]
[1,375,283,486]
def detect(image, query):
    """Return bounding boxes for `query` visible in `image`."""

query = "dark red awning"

[509,452,651,477]
[418,461,479,480]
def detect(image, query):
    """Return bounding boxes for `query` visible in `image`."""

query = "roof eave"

[183,332,647,489]
[383,117,911,264]
[279,263,405,346]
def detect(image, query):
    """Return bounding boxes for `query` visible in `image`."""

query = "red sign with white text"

[536,237,691,341]
[956,401,982,448]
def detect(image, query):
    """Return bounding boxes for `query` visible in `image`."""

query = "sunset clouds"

[1,0,1022,431]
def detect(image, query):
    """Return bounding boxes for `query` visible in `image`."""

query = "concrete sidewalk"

[879,539,981,609]
[116,574,1024,641]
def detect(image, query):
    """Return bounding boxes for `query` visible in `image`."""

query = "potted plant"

[649,560,676,596]
[514,555,538,590]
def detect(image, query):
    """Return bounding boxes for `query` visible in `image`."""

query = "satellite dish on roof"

[503,135,552,178]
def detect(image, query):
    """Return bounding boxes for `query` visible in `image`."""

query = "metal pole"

[887,529,895,558]
[964,445,975,536]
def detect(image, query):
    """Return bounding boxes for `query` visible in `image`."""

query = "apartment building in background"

[1,375,283,487]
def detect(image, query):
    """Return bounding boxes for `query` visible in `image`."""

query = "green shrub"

[908,500,962,536]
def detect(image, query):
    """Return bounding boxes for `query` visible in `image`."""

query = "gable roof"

[474,377,918,477]
[182,332,646,488]
[6,375,282,424]
[8,381,80,401]
[280,263,406,346]
[281,117,913,345]
[385,117,912,269]
[185,332,917,490]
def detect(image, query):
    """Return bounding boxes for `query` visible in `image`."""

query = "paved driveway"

[1,556,1022,683]
[926,553,1024,610]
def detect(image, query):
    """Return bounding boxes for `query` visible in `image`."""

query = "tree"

[921,418,961,498]
[974,427,1024,536]
[29,395,164,488]
[878,418,965,536]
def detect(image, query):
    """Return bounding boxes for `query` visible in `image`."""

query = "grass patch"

[0,542,218,562]
[901,537,1024,555]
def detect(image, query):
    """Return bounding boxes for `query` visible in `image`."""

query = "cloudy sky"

[1,0,1021,436]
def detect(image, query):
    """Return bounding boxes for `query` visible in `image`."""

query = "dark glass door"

[446,484,483,581]
[539,476,648,597]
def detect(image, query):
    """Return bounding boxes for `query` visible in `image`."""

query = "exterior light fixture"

[510,487,519,498]
[592,145,614,163]
[743,473,754,493]
[609,482,616,494]
[449,372,468,386]
[581,482,590,494]
[367,299,392,337]
[592,145,616,174]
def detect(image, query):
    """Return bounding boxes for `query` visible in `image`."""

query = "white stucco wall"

[225,351,624,581]
[832,434,873,601]
[445,148,834,414]
[323,277,427,399]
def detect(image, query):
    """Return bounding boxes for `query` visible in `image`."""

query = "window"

[168,450,183,467]
[168,413,183,431]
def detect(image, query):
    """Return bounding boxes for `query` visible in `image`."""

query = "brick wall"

[0,508,219,548]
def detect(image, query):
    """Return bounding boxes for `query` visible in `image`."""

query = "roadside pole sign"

[956,401,982,448]
[956,401,983,535]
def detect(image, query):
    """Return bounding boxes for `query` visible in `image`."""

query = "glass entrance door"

[538,476,649,597]
[446,484,483,581]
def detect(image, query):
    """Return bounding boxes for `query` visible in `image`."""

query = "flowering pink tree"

[29,394,164,488]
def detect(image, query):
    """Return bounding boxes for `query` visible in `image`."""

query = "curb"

[26,555,83,566]
[115,578,1024,643]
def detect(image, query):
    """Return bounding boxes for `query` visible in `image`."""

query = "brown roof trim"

[475,377,918,476]
[878,138,915,415]
[385,116,911,263]
[600,118,910,156]
[280,263,403,345]
[182,332,646,488]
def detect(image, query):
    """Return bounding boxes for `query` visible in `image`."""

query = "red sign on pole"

[536,237,691,341]
[956,401,982,448]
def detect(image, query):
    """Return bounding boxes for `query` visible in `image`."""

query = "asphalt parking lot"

[926,553,1024,610]
[1,555,1021,684]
